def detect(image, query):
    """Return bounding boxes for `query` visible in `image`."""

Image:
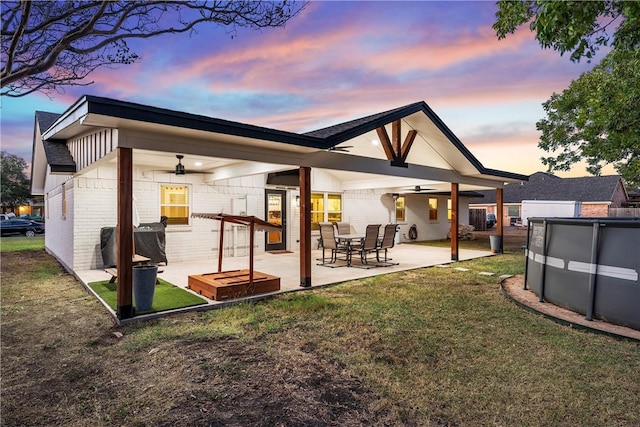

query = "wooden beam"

[400,129,417,161]
[496,187,504,253]
[375,126,395,162]
[299,166,312,287]
[392,120,402,156]
[451,182,459,261]
[116,147,134,319]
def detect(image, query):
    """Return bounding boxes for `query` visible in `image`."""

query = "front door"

[265,189,287,251]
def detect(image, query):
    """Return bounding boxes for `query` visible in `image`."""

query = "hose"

[408,224,418,240]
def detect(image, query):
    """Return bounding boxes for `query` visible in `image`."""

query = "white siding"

[44,174,75,270]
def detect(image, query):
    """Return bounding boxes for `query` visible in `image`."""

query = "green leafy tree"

[1,1,305,97]
[494,1,640,186]
[1,151,31,211]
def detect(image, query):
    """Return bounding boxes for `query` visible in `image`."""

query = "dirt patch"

[1,250,399,426]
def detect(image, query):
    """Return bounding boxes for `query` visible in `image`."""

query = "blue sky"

[1,1,610,176]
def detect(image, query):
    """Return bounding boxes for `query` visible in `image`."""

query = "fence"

[469,209,486,231]
[609,207,640,217]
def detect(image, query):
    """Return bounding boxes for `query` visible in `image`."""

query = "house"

[31,95,527,319]
[469,171,629,225]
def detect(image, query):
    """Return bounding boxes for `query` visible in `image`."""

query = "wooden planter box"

[188,269,280,301]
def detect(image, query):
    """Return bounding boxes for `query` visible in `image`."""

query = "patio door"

[265,189,287,251]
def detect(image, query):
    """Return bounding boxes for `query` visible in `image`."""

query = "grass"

[88,278,207,314]
[0,235,45,252]
[2,232,639,426]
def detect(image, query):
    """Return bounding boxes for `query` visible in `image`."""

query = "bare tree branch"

[1,1,306,97]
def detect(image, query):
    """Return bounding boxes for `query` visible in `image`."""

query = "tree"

[1,1,305,97]
[493,1,640,185]
[1,151,31,211]
[537,48,640,187]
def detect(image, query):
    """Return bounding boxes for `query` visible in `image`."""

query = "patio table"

[336,234,364,266]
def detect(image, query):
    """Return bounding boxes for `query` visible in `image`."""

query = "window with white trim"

[311,192,343,230]
[160,184,190,225]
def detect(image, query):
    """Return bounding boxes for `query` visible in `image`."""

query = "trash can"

[133,264,158,311]
[489,235,502,253]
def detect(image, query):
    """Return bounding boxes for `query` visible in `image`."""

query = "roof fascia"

[81,95,325,149]
[42,95,90,140]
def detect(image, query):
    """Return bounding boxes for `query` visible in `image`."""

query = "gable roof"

[34,95,529,194]
[469,172,624,204]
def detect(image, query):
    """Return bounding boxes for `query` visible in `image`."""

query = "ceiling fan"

[327,145,353,152]
[412,185,436,193]
[175,155,186,175]
[147,154,202,175]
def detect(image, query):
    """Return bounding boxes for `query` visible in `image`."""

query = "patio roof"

[32,95,527,196]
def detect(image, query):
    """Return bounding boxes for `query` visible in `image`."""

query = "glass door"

[265,189,287,251]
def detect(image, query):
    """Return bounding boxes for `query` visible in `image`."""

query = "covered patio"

[32,96,527,321]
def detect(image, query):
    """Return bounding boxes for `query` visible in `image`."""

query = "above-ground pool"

[525,217,640,331]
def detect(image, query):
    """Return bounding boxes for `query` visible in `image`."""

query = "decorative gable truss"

[376,120,417,168]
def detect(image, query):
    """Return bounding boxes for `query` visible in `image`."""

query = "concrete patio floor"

[76,243,493,321]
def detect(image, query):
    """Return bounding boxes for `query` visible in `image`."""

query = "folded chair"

[317,223,348,267]
[351,224,381,268]
[376,224,399,266]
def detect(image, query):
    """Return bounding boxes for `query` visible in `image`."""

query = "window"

[395,196,406,222]
[507,205,520,217]
[311,193,343,230]
[327,194,342,223]
[160,184,190,225]
[311,193,324,231]
[428,198,438,221]
[447,199,452,221]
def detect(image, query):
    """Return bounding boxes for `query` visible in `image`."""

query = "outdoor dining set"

[317,222,399,269]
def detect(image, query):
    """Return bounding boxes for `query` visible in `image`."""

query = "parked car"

[486,213,497,229]
[0,213,16,221]
[0,218,45,237]
[19,214,43,222]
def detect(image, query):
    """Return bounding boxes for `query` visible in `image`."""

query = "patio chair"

[317,223,348,267]
[333,221,354,235]
[351,224,381,268]
[376,224,399,266]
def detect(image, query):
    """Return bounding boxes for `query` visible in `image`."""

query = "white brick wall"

[45,162,474,271]
[44,176,75,270]
[69,166,272,269]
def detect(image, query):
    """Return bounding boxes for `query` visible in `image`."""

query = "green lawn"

[88,278,207,314]
[0,235,45,252]
[2,232,639,426]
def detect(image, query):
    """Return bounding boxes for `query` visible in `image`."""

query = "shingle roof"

[35,111,60,131]
[304,103,423,139]
[35,111,76,173]
[469,172,622,204]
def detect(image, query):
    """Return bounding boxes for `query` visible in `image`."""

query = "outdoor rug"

[88,278,208,315]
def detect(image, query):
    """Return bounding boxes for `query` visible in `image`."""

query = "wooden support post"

[116,147,134,319]
[249,221,255,285]
[299,166,312,287]
[218,218,225,273]
[496,187,504,253]
[451,182,459,261]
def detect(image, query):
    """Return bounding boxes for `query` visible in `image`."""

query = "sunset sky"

[1,1,612,177]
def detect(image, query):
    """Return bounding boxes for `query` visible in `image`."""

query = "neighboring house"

[31,95,526,316]
[469,172,628,224]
